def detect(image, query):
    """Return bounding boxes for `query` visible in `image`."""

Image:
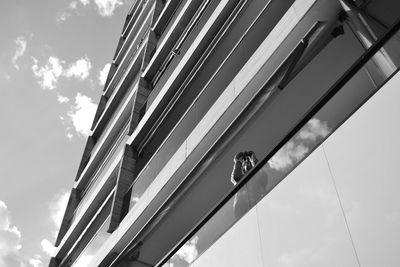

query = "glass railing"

[158,19,400,267]
[148,1,211,108]
[156,0,187,51]
[61,191,114,267]
[92,74,139,156]
[72,216,112,267]
[68,122,130,228]
[104,26,149,101]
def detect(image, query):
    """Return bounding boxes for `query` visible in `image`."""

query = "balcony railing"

[60,190,114,267]
[66,124,129,231]
[157,17,400,267]
[114,0,154,67]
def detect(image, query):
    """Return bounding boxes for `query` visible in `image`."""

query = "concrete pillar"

[339,0,396,83]
[108,145,138,232]
[129,78,151,135]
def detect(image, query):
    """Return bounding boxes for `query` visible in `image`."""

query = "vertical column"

[339,0,396,82]
[108,145,138,232]
[129,78,151,135]
[141,31,158,71]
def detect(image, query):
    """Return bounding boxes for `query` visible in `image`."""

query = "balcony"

[91,28,150,138]
[69,123,130,228]
[60,190,114,266]
[76,75,141,191]
[104,19,152,101]
[86,0,335,265]
[152,0,182,38]
[159,19,400,267]
[114,0,155,67]
[142,0,203,84]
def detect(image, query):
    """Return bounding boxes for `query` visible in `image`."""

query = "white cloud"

[32,56,92,90]
[56,12,71,23]
[170,236,199,265]
[67,93,97,136]
[269,141,309,171]
[68,1,78,9]
[28,255,43,267]
[0,201,25,267]
[269,118,331,171]
[94,0,123,16]
[65,57,92,80]
[66,132,74,140]
[12,36,27,69]
[32,57,64,90]
[298,118,330,141]
[57,95,70,104]
[98,63,111,86]
[79,0,90,6]
[40,239,56,257]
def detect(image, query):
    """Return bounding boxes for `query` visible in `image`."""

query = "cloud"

[94,0,123,16]
[0,201,25,267]
[57,95,70,104]
[32,56,92,90]
[32,57,64,90]
[12,36,27,69]
[98,63,111,86]
[78,0,90,6]
[28,255,43,267]
[69,1,78,9]
[170,235,199,265]
[269,118,331,171]
[67,93,97,136]
[56,12,71,23]
[40,240,56,257]
[297,118,330,141]
[65,57,92,80]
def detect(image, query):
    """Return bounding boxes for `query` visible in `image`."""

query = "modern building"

[51,0,400,266]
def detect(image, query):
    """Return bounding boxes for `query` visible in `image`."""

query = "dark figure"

[231,151,267,219]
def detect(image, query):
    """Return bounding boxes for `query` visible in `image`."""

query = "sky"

[0,0,134,266]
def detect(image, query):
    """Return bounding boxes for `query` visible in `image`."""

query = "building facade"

[52,0,400,266]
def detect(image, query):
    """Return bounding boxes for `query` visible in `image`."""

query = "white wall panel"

[323,71,400,267]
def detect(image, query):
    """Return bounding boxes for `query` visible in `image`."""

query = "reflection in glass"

[161,27,400,267]
[257,147,359,267]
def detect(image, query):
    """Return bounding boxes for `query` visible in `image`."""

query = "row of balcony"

[53,0,175,259]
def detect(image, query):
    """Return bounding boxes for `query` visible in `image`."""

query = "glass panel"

[192,209,263,267]
[160,26,400,267]
[69,124,129,226]
[323,69,400,266]
[168,185,250,267]
[257,147,358,267]
[61,193,113,266]
[72,216,111,267]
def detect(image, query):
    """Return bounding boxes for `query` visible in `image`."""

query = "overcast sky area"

[0,0,134,266]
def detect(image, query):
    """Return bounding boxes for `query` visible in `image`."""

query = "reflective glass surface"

[160,26,400,267]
